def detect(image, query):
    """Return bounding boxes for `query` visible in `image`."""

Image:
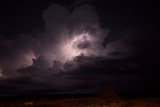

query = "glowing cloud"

[0,68,5,79]
[51,31,107,63]
[59,33,93,61]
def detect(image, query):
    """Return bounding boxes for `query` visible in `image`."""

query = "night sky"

[0,0,160,96]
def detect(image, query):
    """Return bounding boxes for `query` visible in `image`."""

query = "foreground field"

[0,96,160,107]
[0,89,159,107]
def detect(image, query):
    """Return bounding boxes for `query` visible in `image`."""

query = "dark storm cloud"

[0,1,120,79]
[0,0,160,95]
[0,33,40,77]
[0,50,159,95]
[38,3,109,64]
[0,2,109,78]
[0,56,141,95]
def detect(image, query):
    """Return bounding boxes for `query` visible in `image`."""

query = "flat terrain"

[0,95,160,107]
